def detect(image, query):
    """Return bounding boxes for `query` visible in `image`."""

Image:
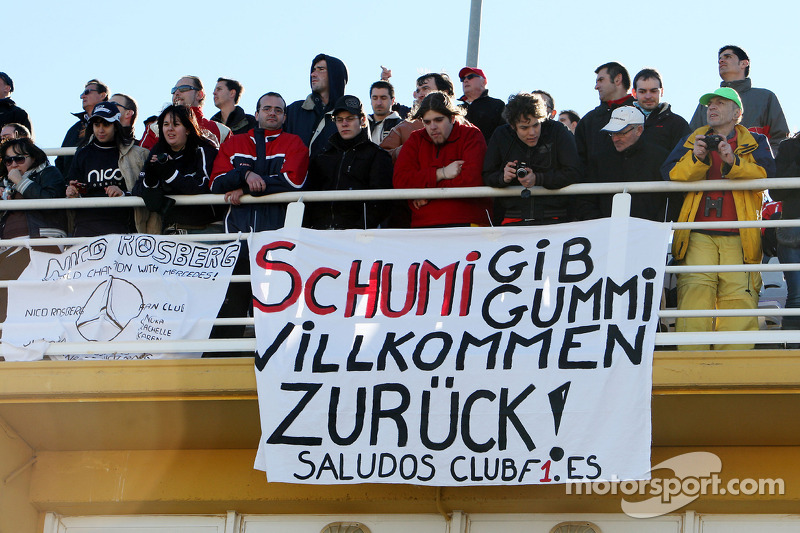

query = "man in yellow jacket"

[661,87,775,350]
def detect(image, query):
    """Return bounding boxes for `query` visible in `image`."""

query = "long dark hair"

[154,105,214,154]
[0,137,48,178]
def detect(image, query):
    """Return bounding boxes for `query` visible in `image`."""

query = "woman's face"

[3,147,32,174]
[162,113,189,151]
[93,120,116,143]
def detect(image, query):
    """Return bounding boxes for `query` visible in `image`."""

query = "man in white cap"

[663,87,775,350]
[581,106,670,221]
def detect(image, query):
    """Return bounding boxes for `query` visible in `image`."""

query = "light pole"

[466,0,482,67]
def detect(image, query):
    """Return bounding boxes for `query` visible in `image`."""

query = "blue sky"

[7,0,798,150]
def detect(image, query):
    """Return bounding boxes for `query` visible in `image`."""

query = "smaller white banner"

[1,234,240,360]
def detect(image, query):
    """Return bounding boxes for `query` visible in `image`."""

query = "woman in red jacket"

[393,91,491,227]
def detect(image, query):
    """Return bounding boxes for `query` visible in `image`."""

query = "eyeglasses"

[171,85,199,94]
[3,155,28,166]
[609,126,637,138]
[81,88,99,96]
[114,102,130,110]
[334,115,359,124]
[461,73,480,82]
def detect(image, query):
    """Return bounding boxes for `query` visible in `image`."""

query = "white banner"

[251,219,670,485]
[1,234,240,360]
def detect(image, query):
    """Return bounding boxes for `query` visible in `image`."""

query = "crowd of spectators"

[0,43,796,349]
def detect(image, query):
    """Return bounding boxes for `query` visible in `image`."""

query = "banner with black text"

[251,219,670,485]
[1,234,240,360]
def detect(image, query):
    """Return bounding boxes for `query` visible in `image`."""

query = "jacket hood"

[310,54,348,111]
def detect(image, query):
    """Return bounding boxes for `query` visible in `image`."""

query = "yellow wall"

[2,351,800,531]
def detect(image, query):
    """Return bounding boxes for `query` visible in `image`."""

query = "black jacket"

[575,95,636,172]
[0,164,67,238]
[211,105,257,135]
[771,136,800,219]
[285,54,349,158]
[583,137,673,222]
[134,142,219,227]
[460,90,505,143]
[0,98,32,132]
[483,121,580,222]
[305,128,393,229]
[638,102,691,155]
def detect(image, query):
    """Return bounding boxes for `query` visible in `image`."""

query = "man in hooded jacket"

[285,53,349,158]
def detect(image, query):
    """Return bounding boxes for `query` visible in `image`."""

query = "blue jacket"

[285,54,348,158]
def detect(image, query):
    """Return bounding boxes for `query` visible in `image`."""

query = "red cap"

[459,67,486,82]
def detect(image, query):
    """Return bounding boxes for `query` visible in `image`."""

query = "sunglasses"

[81,88,99,96]
[3,155,28,166]
[461,73,480,82]
[171,85,199,94]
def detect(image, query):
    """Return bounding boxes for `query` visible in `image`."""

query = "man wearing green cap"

[662,87,775,350]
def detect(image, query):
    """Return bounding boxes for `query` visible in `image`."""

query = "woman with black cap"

[66,101,151,236]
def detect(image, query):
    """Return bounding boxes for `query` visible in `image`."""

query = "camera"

[515,162,529,179]
[704,134,725,152]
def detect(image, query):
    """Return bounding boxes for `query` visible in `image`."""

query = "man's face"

[213,81,235,108]
[422,110,454,145]
[0,79,10,99]
[718,49,748,81]
[370,88,394,119]
[514,115,544,147]
[610,124,642,152]
[461,72,486,98]
[634,78,662,112]
[1,125,17,141]
[416,78,437,103]
[81,83,106,113]
[310,60,329,94]
[172,77,202,107]
[92,120,115,144]
[109,96,134,127]
[255,95,286,130]
[558,113,577,133]
[594,68,618,102]
[706,96,740,129]
[334,111,363,140]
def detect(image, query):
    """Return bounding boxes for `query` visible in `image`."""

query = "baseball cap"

[332,95,363,116]
[458,67,486,82]
[699,87,743,109]
[89,101,122,123]
[600,106,645,132]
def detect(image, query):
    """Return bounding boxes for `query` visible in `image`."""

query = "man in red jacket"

[393,91,490,227]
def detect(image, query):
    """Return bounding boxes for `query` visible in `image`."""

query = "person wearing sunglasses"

[457,67,505,143]
[55,79,109,177]
[65,101,151,236]
[0,137,68,320]
[140,76,230,151]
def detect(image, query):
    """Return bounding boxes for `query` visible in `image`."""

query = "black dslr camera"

[704,134,725,152]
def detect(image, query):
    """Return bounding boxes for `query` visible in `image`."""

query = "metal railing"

[2,174,799,356]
